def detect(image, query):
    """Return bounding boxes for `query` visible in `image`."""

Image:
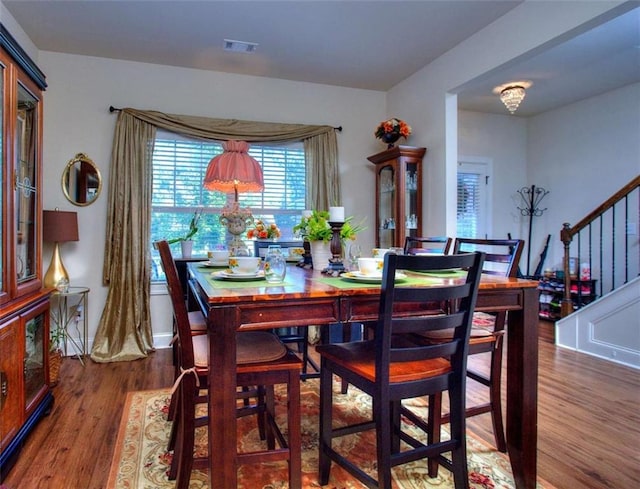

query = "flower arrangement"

[374,117,412,142]
[166,208,202,244]
[293,210,364,243]
[247,219,281,240]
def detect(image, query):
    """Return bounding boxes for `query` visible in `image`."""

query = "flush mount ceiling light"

[223,39,259,53]
[500,85,526,114]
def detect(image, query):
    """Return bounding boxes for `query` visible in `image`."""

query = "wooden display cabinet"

[368,146,426,248]
[0,24,52,480]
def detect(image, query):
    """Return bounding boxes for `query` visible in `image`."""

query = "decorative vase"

[181,240,193,258]
[309,240,332,270]
[380,132,401,149]
[49,349,63,386]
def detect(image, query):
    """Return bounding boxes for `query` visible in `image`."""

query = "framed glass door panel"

[378,165,395,248]
[14,83,38,284]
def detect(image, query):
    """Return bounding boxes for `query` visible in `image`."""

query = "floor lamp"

[43,209,79,289]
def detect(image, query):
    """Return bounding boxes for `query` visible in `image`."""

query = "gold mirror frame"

[62,153,102,206]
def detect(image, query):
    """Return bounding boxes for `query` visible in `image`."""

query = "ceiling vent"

[223,39,258,53]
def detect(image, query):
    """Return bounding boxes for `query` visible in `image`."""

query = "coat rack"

[517,184,549,277]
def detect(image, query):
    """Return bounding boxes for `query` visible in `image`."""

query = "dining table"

[187,262,540,489]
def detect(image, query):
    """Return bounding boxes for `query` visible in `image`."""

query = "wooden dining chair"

[411,237,523,456]
[404,236,452,255]
[317,251,485,489]
[155,240,302,489]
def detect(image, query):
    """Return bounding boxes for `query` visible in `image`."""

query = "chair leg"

[173,374,197,489]
[287,368,302,489]
[489,343,507,452]
[318,362,333,485]
[375,399,393,489]
[448,383,470,489]
[427,392,442,478]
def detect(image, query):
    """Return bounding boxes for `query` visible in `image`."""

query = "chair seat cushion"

[316,340,451,383]
[192,331,288,369]
[188,311,207,334]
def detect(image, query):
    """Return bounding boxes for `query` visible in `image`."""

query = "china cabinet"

[0,24,52,480]
[368,146,426,248]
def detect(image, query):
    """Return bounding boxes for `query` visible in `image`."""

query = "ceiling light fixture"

[500,85,526,114]
[223,39,258,53]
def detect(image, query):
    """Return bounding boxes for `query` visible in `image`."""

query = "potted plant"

[166,208,202,258]
[293,210,364,269]
[49,325,66,386]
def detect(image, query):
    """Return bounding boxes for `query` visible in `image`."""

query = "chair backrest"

[375,252,485,394]
[453,238,523,278]
[155,240,196,369]
[404,236,452,255]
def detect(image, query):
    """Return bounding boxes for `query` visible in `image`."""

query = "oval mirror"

[62,153,102,206]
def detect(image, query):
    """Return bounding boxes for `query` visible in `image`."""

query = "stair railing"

[560,175,640,317]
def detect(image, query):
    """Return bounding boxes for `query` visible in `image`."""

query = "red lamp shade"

[203,140,264,195]
[43,209,79,243]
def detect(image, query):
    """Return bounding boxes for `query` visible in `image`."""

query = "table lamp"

[43,209,79,289]
[203,140,264,255]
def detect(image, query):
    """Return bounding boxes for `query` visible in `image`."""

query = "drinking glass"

[265,246,287,283]
[348,243,362,270]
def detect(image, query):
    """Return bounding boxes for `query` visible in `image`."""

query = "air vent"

[223,39,258,53]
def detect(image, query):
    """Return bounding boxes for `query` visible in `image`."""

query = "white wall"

[386,1,628,238]
[36,51,385,348]
[527,82,640,270]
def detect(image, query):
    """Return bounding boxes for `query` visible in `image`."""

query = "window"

[457,160,491,238]
[150,131,306,281]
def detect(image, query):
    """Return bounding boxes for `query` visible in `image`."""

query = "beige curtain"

[91,107,340,362]
[90,111,156,362]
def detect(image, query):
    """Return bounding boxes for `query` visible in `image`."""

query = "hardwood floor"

[2,321,639,489]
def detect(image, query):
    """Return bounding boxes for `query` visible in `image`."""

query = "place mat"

[315,274,442,289]
[411,269,468,278]
[205,273,294,289]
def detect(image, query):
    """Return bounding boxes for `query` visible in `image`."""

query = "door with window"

[457,159,491,239]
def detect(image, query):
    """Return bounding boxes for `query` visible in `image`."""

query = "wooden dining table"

[187,263,540,489]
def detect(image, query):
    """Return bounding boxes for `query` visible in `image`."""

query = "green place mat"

[205,273,293,289]
[315,275,442,289]
[410,270,468,279]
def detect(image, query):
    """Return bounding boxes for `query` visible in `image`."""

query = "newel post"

[560,223,574,317]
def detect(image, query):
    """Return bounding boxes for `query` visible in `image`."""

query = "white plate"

[214,270,265,280]
[340,271,407,283]
[200,260,228,267]
[285,256,302,262]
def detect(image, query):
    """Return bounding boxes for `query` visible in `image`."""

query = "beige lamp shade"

[203,140,264,196]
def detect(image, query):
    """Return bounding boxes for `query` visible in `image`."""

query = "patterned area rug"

[107,380,550,489]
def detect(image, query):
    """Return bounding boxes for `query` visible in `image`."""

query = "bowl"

[208,249,230,262]
[372,248,390,258]
[228,256,261,274]
[358,257,384,276]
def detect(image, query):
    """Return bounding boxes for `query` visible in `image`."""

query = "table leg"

[208,307,239,489]
[506,286,539,489]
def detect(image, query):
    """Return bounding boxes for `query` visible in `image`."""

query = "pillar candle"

[329,206,345,222]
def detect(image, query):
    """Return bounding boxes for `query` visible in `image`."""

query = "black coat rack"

[517,185,549,277]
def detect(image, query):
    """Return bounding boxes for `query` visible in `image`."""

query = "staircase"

[556,175,640,369]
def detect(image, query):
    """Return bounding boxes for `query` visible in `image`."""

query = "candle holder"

[297,240,313,269]
[322,221,346,276]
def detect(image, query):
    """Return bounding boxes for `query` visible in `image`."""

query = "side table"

[50,286,90,364]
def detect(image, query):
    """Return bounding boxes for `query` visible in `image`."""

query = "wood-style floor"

[2,321,639,489]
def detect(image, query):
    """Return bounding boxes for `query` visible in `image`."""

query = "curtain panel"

[91,107,341,362]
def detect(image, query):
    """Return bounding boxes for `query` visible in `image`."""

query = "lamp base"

[44,242,70,289]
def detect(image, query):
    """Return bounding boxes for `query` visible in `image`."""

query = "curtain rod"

[108,106,342,132]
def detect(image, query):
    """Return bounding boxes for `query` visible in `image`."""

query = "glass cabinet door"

[377,165,396,248]
[14,83,39,284]
[1,61,4,299]
[405,161,419,238]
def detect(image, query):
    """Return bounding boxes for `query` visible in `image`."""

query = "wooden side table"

[50,286,90,364]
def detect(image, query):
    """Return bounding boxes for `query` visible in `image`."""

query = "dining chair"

[317,251,485,489]
[155,240,302,489]
[412,237,523,456]
[404,236,452,255]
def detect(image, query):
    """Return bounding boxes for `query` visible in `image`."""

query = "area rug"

[107,380,550,489]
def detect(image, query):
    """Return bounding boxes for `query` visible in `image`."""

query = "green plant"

[293,210,365,243]
[50,325,66,352]
[166,208,202,244]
